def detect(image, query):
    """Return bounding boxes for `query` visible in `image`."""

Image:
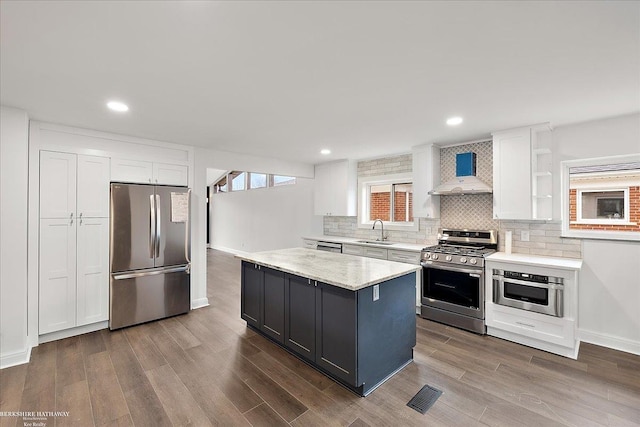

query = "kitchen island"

[238,247,420,396]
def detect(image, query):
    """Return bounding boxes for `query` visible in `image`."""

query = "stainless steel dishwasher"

[316,241,342,253]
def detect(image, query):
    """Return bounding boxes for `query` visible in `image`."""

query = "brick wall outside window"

[569,186,640,232]
[369,192,414,222]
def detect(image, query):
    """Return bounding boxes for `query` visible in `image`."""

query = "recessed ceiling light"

[107,101,129,112]
[446,116,463,126]
[320,149,331,155]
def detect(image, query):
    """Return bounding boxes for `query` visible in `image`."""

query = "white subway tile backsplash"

[323,151,583,260]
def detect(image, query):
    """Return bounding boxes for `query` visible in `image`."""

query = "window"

[368,183,413,222]
[561,155,640,241]
[212,171,298,194]
[249,173,267,189]
[577,189,627,222]
[271,175,296,186]
[229,171,246,191]
[214,175,227,193]
[358,173,416,230]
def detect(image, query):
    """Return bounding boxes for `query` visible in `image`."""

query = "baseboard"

[210,245,250,257]
[0,346,32,369]
[578,328,640,356]
[39,321,108,344]
[191,297,210,310]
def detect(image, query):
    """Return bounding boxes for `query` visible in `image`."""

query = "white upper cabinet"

[412,144,441,219]
[314,160,357,216]
[110,158,154,183]
[111,158,188,186]
[40,151,110,219]
[77,155,110,217]
[492,123,551,220]
[153,162,189,186]
[40,151,77,219]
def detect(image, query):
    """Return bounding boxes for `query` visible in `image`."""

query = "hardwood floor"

[1,249,639,426]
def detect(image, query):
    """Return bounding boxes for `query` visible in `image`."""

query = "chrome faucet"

[372,219,385,241]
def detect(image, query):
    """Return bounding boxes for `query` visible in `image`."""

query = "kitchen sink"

[355,240,394,245]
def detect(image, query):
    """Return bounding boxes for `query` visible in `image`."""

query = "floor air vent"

[406,384,443,414]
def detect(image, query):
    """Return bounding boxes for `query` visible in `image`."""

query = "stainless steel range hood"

[429,152,492,195]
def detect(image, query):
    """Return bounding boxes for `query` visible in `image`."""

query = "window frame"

[561,153,640,241]
[357,172,417,231]
[573,187,630,224]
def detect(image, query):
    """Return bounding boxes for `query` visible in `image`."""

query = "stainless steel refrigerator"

[109,183,191,330]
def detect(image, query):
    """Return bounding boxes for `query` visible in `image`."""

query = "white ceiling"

[2,1,639,165]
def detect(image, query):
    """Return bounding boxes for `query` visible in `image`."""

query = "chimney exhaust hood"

[429,152,493,195]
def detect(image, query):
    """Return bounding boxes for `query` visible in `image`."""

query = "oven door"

[422,262,484,319]
[493,276,563,317]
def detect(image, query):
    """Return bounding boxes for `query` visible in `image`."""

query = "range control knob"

[432,254,439,260]
[460,257,467,263]
[469,258,478,265]
[445,255,452,262]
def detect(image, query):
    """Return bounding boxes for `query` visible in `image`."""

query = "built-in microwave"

[493,269,564,317]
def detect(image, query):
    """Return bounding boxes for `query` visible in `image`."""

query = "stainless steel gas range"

[420,229,498,334]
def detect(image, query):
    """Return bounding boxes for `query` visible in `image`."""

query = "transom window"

[214,171,296,193]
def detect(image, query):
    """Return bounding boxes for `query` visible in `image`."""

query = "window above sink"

[357,172,418,232]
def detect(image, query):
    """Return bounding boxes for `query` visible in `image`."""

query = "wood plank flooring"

[1,249,639,426]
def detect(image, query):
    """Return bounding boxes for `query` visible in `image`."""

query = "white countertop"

[302,235,426,252]
[237,247,420,291]
[487,252,583,270]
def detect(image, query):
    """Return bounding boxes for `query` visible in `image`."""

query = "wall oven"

[493,269,564,317]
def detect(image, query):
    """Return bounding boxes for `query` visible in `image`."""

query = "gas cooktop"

[421,228,498,267]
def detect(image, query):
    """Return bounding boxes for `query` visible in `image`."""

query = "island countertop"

[236,247,420,291]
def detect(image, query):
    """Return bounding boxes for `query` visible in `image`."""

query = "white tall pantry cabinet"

[39,151,110,334]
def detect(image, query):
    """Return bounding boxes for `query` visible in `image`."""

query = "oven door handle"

[421,261,483,276]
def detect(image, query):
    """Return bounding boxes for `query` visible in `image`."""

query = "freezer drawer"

[109,267,190,330]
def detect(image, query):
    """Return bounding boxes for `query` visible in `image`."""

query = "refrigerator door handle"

[149,194,156,258]
[185,189,192,266]
[155,194,161,257]
[112,265,189,280]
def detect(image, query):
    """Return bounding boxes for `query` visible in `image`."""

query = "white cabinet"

[39,218,77,334]
[40,151,77,219]
[76,217,109,326]
[485,255,581,359]
[387,249,421,265]
[39,151,110,334]
[153,162,189,186]
[40,152,110,218]
[314,160,357,216]
[111,159,188,186]
[492,123,552,220]
[362,246,388,260]
[77,155,111,217]
[302,239,318,249]
[110,159,153,183]
[342,244,365,256]
[412,144,441,219]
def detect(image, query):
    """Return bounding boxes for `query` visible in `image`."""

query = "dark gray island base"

[240,258,417,397]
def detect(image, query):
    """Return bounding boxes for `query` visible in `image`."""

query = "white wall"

[552,113,640,354]
[210,178,322,254]
[0,106,30,368]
